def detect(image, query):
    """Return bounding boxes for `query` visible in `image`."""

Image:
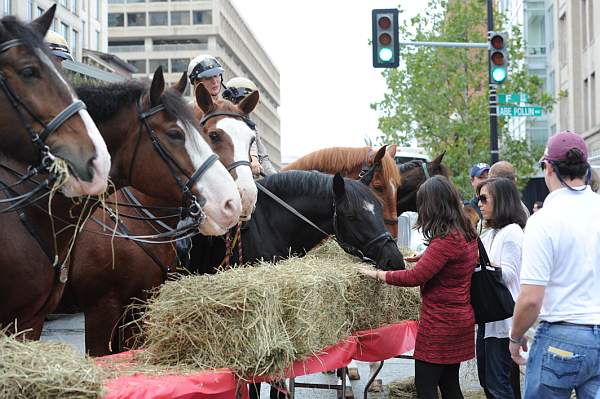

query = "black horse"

[189,170,405,275]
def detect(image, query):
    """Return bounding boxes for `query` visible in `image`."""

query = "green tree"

[372,0,555,196]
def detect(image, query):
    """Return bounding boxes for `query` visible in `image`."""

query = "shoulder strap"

[477,237,492,269]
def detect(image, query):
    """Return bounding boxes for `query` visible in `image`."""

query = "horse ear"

[195,83,214,114]
[386,144,397,157]
[333,173,346,200]
[149,66,165,107]
[238,90,259,115]
[172,72,187,95]
[432,151,446,164]
[373,145,388,165]
[30,4,56,37]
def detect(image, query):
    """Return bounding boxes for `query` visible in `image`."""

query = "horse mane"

[75,80,196,127]
[284,147,401,187]
[0,16,53,61]
[259,170,378,210]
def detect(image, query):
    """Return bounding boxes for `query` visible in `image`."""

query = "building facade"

[107,0,281,166]
[2,0,108,62]
[500,0,599,165]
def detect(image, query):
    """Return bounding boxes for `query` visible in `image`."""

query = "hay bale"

[0,333,106,398]
[388,377,419,399]
[134,239,420,378]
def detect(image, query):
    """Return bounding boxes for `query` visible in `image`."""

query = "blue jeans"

[524,322,600,399]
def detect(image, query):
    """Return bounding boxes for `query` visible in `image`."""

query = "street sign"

[498,93,529,104]
[498,105,543,117]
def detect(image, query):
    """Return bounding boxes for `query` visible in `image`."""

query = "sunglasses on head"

[477,194,488,204]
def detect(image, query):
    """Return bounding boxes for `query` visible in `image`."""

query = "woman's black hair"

[477,177,527,229]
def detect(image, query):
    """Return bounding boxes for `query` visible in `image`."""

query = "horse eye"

[208,131,220,142]
[19,66,39,79]
[166,130,185,142]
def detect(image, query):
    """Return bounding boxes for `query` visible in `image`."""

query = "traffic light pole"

[487,0,499,164]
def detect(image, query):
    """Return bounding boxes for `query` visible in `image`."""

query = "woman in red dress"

[359,176,478,399]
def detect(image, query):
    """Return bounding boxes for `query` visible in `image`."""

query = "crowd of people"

[361,131,600,399]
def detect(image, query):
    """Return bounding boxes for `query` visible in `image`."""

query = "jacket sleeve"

[496,228,524,286]
[385,237,451,287]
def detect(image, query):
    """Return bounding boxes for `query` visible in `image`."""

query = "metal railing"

[152,43,207,52]
[108,45,145,53]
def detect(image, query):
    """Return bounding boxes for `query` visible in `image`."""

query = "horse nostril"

[87,157,96,179]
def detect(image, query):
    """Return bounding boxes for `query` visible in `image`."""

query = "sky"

[231,1,427,162]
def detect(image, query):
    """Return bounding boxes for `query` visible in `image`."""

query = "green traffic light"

[492,67,507,83]
[378,48,393,62]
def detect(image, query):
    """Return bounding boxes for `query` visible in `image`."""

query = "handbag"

[470,237,515,324]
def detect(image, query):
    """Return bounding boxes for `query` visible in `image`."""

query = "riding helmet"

[44,31,74,62]
[188,55,224,84]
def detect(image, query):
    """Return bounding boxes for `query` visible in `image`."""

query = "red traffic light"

[378,33,392,45]
[491,51,504,65]
[490,35,504,50]
[378,16,391,29]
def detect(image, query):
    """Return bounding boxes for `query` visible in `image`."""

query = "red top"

[386,230,477,364]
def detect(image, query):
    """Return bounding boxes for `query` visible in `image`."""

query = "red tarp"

[100,320,418,399]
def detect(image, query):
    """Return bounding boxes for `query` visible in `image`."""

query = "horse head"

[397,152,448,215]
[194,83,258,220]
[77,68,241,236]
[359,144,400,238]
[333,173,405,270]
[0,6,110,196]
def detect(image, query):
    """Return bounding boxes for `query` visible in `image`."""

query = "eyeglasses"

[477,194,488,204]
[539,160,546,170]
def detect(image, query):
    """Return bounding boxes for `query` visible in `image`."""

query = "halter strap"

[421,161,430,179]
[199,111,256,130]
[227,160,251,172]
[185,153,219,193]
[38,100,86,143]
[0,39,22,54]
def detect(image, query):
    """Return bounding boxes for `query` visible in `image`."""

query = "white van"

[394,147,429,166]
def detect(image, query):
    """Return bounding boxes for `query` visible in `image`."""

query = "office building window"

[592,73,597,127]
[59,0,67,8]
[61,22,69,45]
[127,0,145,3]
[193,10,212,25]
[108,13,124,27]
[171,58,189,73]
[584,78,590,130]
[96,0,100,20]
[71,0,78,12]
[149,59,168,73]
[37,6,44,17]
[582,0,588,48]
[3,0,11,15]
[52,18,57,32]
[170,11,190,26]
[559,13,567,66]
[128,59,146,73]
[127,12,146,27]
[149,0,166,2]
[96,30,100,50]
[149,12,167,26]
[82,20,86,48]
[546,5,554,52]
[72,29,78,58]
[108,0,124,3]
[26,0,33,20]
[588,0,594,43]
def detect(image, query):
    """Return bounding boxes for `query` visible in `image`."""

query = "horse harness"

[0,39,87,179]
[198,110,257,173]
[255,182,394,265]
[358,150,399,227]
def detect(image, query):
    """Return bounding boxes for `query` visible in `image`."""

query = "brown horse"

[283,145,401,238]
[58,83,259,356]
[0,6,110,196]
[0,68,239,339]
[396,152,449,215]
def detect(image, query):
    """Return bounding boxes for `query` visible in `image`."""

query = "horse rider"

[223,76,276,177]
[187,54,223,101]
[44,31,74,64]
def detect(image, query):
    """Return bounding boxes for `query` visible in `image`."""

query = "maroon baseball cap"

[542,131,588,162]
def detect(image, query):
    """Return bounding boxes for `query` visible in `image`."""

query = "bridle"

[133,98,220,224]
[0,39,86,173]
[359,152,398,227]
[199,110,255,173]
[256,181,394,265]
[0,38,87,214]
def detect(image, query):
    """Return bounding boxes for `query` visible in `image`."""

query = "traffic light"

[372,9,399,68]
[489,32,508,84]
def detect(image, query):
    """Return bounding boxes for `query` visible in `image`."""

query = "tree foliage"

[372,0,555,195]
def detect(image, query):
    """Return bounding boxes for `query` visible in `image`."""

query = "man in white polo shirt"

[509,131,600,398]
